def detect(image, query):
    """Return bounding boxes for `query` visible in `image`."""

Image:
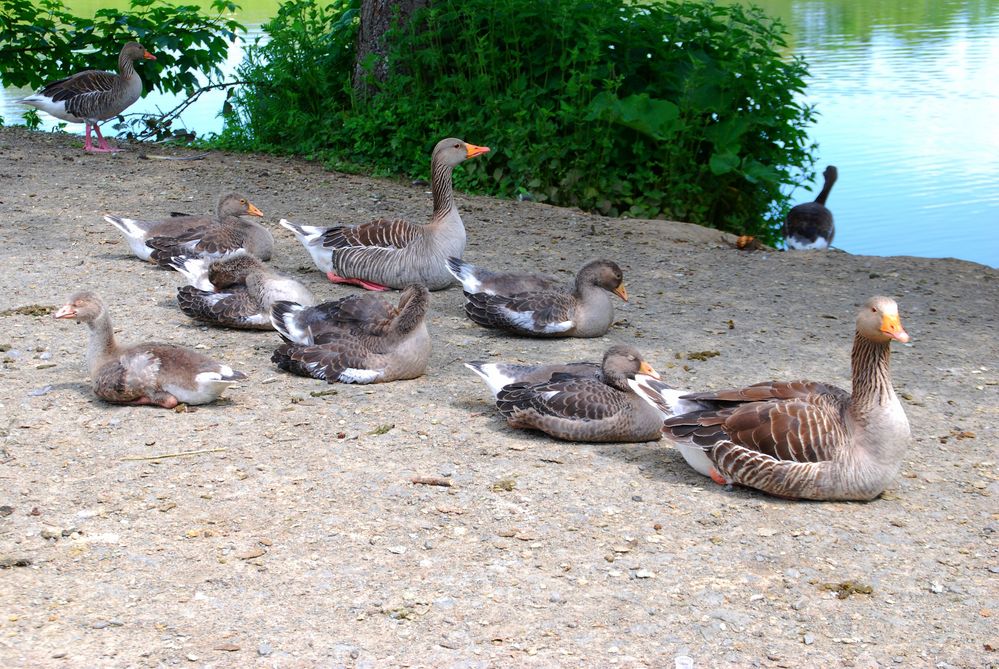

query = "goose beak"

[53,304,76,319]
[143,51,157,61]
[613,283,629,302]
[638,361,660,380]
[880,313,910,343]
[246,202,264,217]
[465,144,490,159]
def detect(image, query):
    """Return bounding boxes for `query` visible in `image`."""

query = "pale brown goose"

[170,251,315,330]
[280,138,490,291]
[145,194,272,265]
[17,42,156,153]
[54,291,246,408]
[462,260,627,338]
[446,256,563,295]
[784,165,837,250]
[631,296,911,501]
[271,285,431,384]
[493,345,664,443]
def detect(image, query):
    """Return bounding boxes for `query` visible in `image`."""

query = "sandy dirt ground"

[0,126,997,668]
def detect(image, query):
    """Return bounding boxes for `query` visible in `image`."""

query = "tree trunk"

[353,0,428,99]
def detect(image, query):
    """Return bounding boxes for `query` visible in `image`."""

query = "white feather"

[464,363,517,398]
[337,368,382,384]
[786,236,830,251]
[500,306,573,333]
[104,214,154,260]
[280,218,333,273]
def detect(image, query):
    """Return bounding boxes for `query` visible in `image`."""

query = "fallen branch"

[122,447,227,462]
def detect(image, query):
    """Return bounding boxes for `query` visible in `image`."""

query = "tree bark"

[353,0,428,98]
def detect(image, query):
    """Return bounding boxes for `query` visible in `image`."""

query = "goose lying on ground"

[461,259,627,337]
[170,251,315,330]
[784,165,838,250]
[17,42,156,153]
[493,345,665,443]
[280,138,489,291]
[270,284,431,384]
[630,296,911,501]
[145,194,272,265]
[54,291,246,407]
[446,257,563,295]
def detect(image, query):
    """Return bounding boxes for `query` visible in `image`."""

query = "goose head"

[857,296,909,344]
[432,138,491,168]
[578,259,628,301]
[823,165,838,185]
[602,344,660,387]
[121,42,156,62]
[208,250,265,288]
[216,193,264,220]
[54,291,105,323]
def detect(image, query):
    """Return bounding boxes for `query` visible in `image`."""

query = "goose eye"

[453,143,460,149]
[871,307,877,313]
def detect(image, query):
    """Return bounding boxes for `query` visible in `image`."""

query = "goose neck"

[848,332,895,419]
[431,160,456,221]
[86,311,119,378]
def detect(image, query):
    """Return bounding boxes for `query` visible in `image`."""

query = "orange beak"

[53,304,76,319]
[465,144,490,159]
[880,313,910,343]
[613,283,628,302]
[638,360,660,380]
[143,51,157,61]
[246,202,264,217]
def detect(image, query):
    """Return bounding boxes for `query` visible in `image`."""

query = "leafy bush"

[223,0,815,243]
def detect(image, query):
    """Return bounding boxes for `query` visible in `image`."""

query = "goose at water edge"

[784,165,838,250]
[279,138,490,291]
[17,42,156,153]
[630,296,911,501]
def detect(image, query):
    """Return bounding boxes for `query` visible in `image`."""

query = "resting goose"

[280,138,490,291]
[17,42,156,153]
[493,345,664,443]
[270,284,431,384]
[465,359,603,398]
[54,291,246,408]
[170,251,315,330]
[630,296,911,501]
[462,259,627,338]
[784,165,837,250]
[446,256,563,295]
[144,194,272,266]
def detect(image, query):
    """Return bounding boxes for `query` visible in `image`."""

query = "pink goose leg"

[326,271,390,291]
[88,123,121,153]
[83,123,95,151]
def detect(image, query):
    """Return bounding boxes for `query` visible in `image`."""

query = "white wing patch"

[500,306,574,333]
[786,236,830,251]
[338,368,382,384]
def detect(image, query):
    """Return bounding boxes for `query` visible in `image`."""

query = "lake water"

[2,0,997,267]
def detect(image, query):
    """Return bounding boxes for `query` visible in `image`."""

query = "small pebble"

[634,569,654,579]
[257,642,272,657]
[803,633,815,645]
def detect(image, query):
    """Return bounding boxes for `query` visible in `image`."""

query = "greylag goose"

[630,296,911,501]
[53,291,246,408]
[270,284,431,384]
[493,345,664,443]
[466,359,603,398]
[170,251,315,330]
[16,42,156,153]
[446,256,564,295]
[144,194,272,266]
[280,138,490,291]
[784,165,837,250]
[461,259,627,337]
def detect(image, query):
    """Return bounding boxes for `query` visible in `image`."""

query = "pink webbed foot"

[87,124,122,153]
[708,468,729,486]
[326,271,390,291]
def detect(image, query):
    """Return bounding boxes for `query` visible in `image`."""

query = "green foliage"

[223,0,815,243]
[0,0,244,96]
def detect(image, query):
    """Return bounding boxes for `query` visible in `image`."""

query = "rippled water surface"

[2,0,997,267]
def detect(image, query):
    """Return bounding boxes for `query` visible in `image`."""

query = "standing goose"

[170,251,315,330]
[493,345,665,443]
[271,285,431,384]
[631,296,911,501]
[461,259,627,338]
[54,291,247,408]
[446,256,564,295]
[144,193,272,265]
[104,192,258,262]
[17,42,156,153]
[280,138,490,291]
[784,165,838,250]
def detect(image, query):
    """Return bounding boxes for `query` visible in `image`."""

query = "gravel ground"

[0,126,997,668]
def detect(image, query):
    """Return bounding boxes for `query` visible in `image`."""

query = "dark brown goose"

[270,285,431,384]
[784,165,837,250]
[493,345,664,442]
[54,291,246,408]
[170,251,315,330]
[17,42,156,153]
[462,260,627,337]
[631,296,911,501]
[145,193,272,265]
[279,138,490,291]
